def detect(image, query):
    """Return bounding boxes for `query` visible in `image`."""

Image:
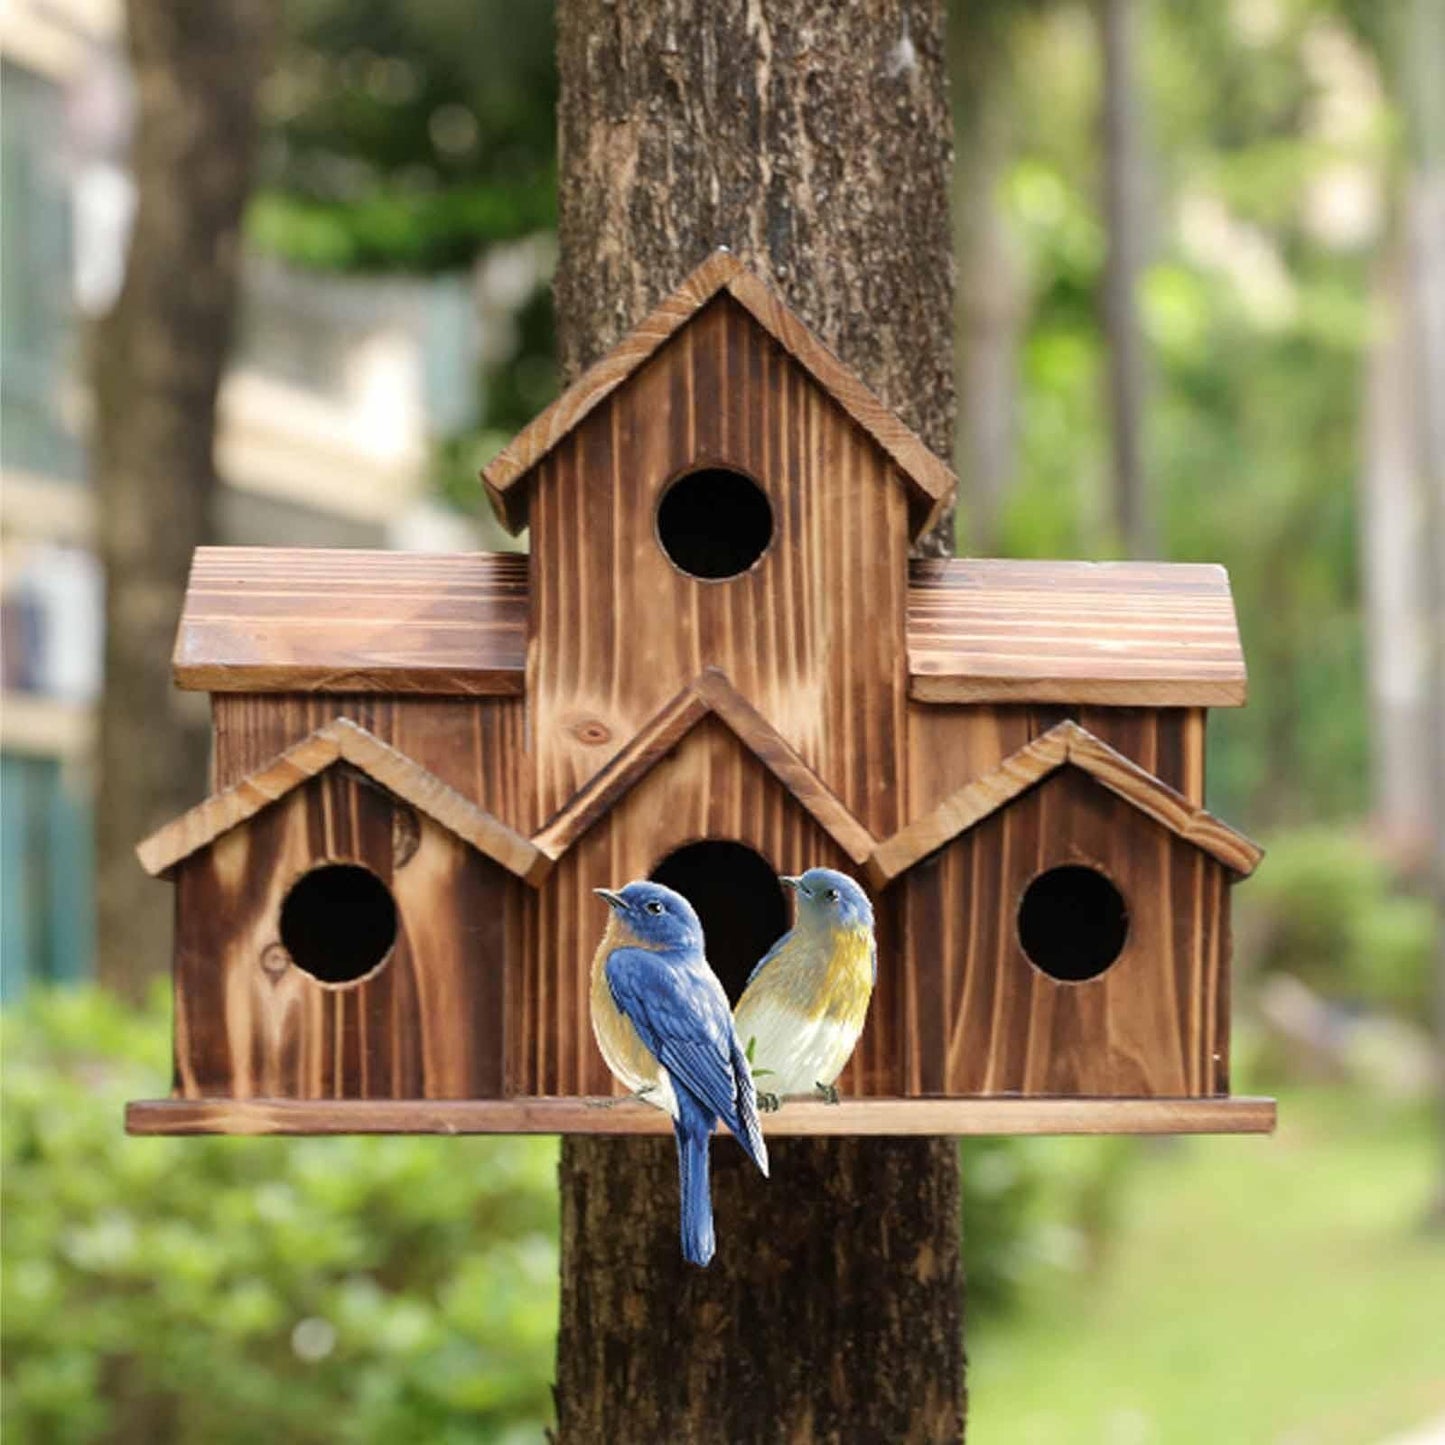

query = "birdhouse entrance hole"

[650,841,788,1002]
[1017,865,1129,982]
[279,863,399,985]
[655,466,774,580]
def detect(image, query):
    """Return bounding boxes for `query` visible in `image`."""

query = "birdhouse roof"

[136,718,546,882]
[171,547,527,696]
[171,550,1244,708]
[479,250,957,541]
[866,720,1263,888]
[532,667,876,870]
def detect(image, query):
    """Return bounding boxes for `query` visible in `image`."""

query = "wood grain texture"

[127,1094,1276,1137]
[173,547,527,695]
[534,668,877,865]
[902,704,1207,845]
[908,557,1247,705]
[873,720,1260,886]
[139,718,544,881]
[482,252,955,538]
[898,766,1235,1098]
[171,764,519,1100]
[518,715,897,1099]
[526,294,915,837]
[210,693,534,833]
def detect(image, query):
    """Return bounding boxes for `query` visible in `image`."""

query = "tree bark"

[1359,236,1432,856]
[93,0,277,1000]
[1398,0,1445,1224]
[552,3,964,1441]
[1097,0,1151,557]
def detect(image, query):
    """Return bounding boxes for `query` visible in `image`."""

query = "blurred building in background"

[0,0,486,998]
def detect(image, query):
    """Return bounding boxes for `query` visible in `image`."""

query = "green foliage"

[1,989,558,1444]
[256,0,557,272]
[1236,827,1435,1018]
[960,1135,1136,1319]
[989,0,1384,831]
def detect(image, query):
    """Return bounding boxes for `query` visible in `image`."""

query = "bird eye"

[645,900,664,915]
[825,888,840,902]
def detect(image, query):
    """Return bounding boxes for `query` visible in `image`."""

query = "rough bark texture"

[93,0,277,1000]
[552,3,964,1441]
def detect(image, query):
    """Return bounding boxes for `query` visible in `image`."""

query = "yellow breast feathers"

[589,917,666,1102]
[815,925,876,1031]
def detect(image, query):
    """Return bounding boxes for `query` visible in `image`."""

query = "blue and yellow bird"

[732,868,876,1109]
[591,880,769,1266]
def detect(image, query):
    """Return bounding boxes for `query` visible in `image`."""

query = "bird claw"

[586,1083,657,1110]
[814,1082,841,1105]
[758,1091,782,1113]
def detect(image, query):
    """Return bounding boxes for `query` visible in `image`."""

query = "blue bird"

[733,868,876,1109]
[591,880,769,1266]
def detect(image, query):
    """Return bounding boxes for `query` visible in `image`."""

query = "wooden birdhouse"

[128,252,1272,1139]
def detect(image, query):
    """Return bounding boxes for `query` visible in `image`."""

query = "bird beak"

[779,875,803,892]
[593,888,627,912]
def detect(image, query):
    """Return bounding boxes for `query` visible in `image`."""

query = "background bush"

[2,990,559,1445]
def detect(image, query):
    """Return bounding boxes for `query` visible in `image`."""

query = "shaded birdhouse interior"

[128,253,1272,1139]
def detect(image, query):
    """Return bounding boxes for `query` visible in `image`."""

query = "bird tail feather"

[675,1123,715,1267]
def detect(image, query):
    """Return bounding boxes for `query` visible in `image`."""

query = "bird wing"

[743,927,792,988]
[604,947,745,1131]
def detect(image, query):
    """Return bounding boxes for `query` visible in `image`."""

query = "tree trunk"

[950,0,1022,555]
[1398,0,1445,1223]
[552,3,964,1441]
[1097,0,1151,557]
[1359,236,1432,855]
[93,0,277,1000]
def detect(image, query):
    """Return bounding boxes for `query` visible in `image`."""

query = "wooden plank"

[173,548,527,695]
[171,768,515,1101]
[518,716,895,1099]
[482,251,954,538]
[533,670,877,866]
[527,295,913,838]
[210,694,535,834]
[1063,725,1263,876]
[907,557,1247,706]
[869,727,1068,887]
[138,718,545,881]
[898,766,1234,1098]
[126,1094,1277,1137]
[870,720,1260,886]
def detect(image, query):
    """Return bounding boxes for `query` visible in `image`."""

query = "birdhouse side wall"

[209,693,535,832]
[899,765,1230,1099]
[905,703,1207,820]
[172,765,517,1101]
[526,295,912,838]
[518,715,900,1099]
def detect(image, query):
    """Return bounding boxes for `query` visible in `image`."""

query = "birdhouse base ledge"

[126,1094,1276,1138]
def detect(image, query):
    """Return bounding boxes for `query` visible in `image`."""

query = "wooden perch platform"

[126,1095,1276,1138]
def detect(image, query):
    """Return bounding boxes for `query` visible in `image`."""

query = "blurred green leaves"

[1,989,558,1444]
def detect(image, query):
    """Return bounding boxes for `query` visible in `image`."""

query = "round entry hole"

[1017,865,1128,982]
[656,467,773,579]
[651,841,788,1002]
[280,863,398,985]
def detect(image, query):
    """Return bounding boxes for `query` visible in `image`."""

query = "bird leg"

[814,1082,841,1106]
[757,1091,782,1113]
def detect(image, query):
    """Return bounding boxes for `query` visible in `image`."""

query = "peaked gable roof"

[137,718,546,883]
[480,250,955,540]
[866,720,1262,888]
[531,667,877,868]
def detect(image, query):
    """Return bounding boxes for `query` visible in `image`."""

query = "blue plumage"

[594,881,768,1266]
